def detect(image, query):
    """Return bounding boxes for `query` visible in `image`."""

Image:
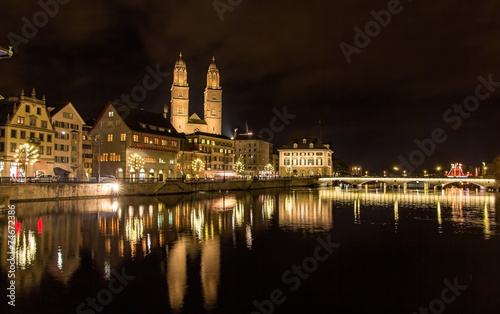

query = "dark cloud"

[1,0,499,171]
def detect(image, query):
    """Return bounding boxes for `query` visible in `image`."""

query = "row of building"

[0,54,333,180]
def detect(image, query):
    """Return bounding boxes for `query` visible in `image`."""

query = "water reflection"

[0,188,497,313]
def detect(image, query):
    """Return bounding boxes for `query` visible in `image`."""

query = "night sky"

[1,0,499,173]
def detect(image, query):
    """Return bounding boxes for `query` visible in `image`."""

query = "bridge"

[317,176,499,190]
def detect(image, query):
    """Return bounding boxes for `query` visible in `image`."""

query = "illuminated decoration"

[264,163,274,174]
[446,163,468,178]
[192,158,205,173]
[234,155,245,174]
[285,165,293,176]
[127,154,145,172]
[14,143,39,176]
[0,46,13,59]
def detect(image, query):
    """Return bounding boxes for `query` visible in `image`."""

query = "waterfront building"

[48,102,85,178]
[90,102,183,180]
[278,137,333,177]
[180,132,235,179]
[0,89,55,178]
[233,131,274,177]
[170,53,223,135]
[82,124,93,178]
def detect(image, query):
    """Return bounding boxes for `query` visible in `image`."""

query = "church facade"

[170,53,222,135]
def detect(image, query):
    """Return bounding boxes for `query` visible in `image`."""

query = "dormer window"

[309,143,314,148]
[302,138,307,144]
[293,143,298,149]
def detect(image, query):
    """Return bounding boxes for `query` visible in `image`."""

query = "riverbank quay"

[1,177,317,204]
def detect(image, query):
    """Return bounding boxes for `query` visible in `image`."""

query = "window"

[100,153,108,162]
[47,134,52,142]
[107,134,113,142]
[144,157,156,163]
[20,131,26,139]
[10,143,17,152]
[63,112,73,119]
[109,153,120,162]
[39,146,44,155]
[309,143,314,148]
[171,141,177,147]
[30,132,35,140]
[108,111,114,117]
[293,143,298,148]
[302,139,307,144]
[11,130,17,138]
[30,117,36,127]
[46,147,52,155]
[161,139,167,146]
[211,109,216,116]
[0,129,4,137]
[120,134,126,141]
[170,160,175,164]
[133,135,139,142]
[37,107,41,115]
[41,121,48,128]
[17,117,24,124]
[72,133,78,140]
[154,138,159,145]
[144,136,149,143]
[25,105,30,113]
[0,142,4,152]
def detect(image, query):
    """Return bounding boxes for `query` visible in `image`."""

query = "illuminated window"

[120,133,126,141]
[107,134,113,142]
[161,139,167,146]
[293,143,298,148]
[154,138,159,145]
[133,135,139,142]
[17,117,24,124]
[309,143,314,148]
[108,111,114,117]
[144,136,149,143]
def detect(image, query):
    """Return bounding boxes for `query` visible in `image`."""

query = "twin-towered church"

[170,53,223,135]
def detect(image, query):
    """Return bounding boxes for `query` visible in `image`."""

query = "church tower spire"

[204,56,222,135]
[170,52,190,133]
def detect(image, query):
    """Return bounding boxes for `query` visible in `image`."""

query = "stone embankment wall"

[1,178,317,204]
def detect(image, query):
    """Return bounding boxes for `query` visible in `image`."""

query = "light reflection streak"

[437,201,443,234]
[394,200,399,233]
[483,202,491,240]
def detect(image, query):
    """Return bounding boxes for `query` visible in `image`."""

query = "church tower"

[203,57,222,135]
[170,53,189,133]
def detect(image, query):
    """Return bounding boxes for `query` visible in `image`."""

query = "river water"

[1,187,499,313]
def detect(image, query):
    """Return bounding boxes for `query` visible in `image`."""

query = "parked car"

[32,174,59,183]
[101,175,116,183]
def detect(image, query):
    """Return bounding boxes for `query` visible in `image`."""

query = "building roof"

[110,103,183,138]
[281,137,332,150]
[186,131,232,141]
[234,132,272,144]
[47,102,86,124]
[187,113,207,125]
